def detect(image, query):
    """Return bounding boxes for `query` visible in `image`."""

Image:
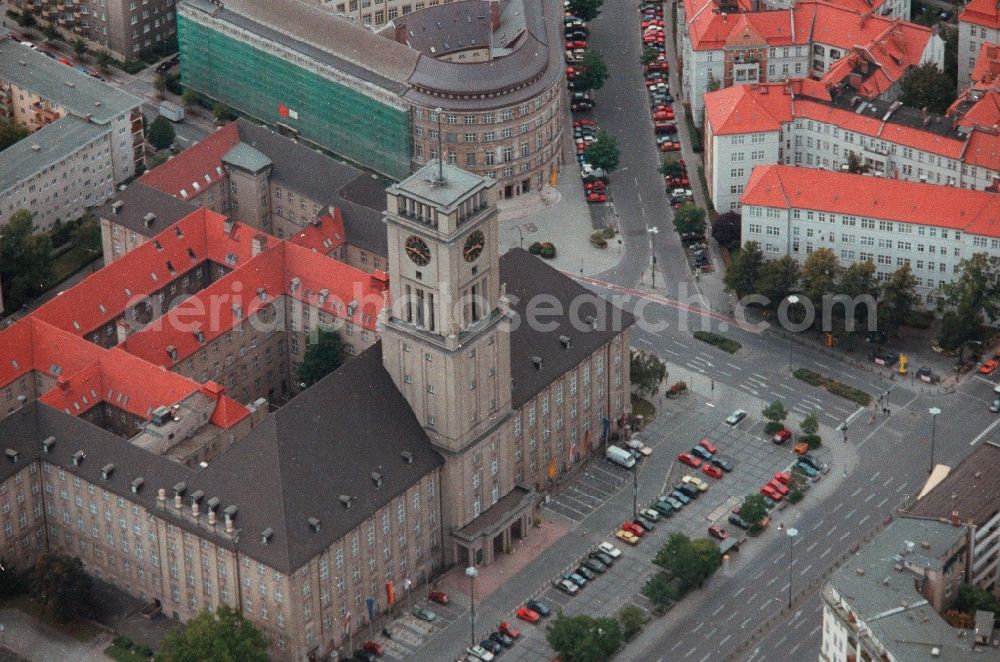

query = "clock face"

[405,236,431,266]
[463,230,485,263]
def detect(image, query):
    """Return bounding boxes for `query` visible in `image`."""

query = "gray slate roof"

[501,249,636,409]
[399,0,493,56]
[94,183,198,235]
[907,441,1000,526]
[0,38,142,124]
[0,115,109,194]
[389,160,491,210]
[222,142,272,173]
[0,344,442,573]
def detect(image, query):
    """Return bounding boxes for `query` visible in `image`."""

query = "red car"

[677,452,702,468]
[653,110,675,121]
[428,591,449,605]
[665,175,688,187]
[573,119,596,127]
[646,62,669,72]
[362,641,384,657]
[584,180,606,192]
[708,525,729,540]
[773,471,791,486]
[622,521,645,537]
[698,438,718,455]
[660,142,681,152]
[760,484,783,501]
[702,463,724,479]
[587,192,607,203]
[499,621,521,639]
[641,18,664,28]
[516,606,541,623]
[566,40,587,50]
[772,428,792,445]
[767,480,790,496]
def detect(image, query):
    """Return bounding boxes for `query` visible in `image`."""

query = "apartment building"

[14,0,177,60]
[958,0,1000,89]
[739,165,1000,302]
[679,0,935,125]
[0,32,144,230]
[703,79,1000,212]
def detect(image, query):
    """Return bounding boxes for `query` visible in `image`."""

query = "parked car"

[640,507,661,522]
[615,529,640,545]
[563,571,588,587]
[661,494,684,510]
[708,525,729,540]
[798,454,823,470]
[772,428,792,444]
[362,641,383,657]
[711,455,735,472]
[760,484,783,500]
[651,498,675,516]
[767,479,790,496]
[675,484,698,499]
[632,517,654,532]
[703,463,724,479]
[691,445,713,461]
[576,565,596,581]
[582,557,608,573]
[627,436,654,456]
[526,599,551,617]
[622,521,645,537]
[489,631,514,649]
[500,620,523,637]
[677,452,702,468]
[586,192,608,203]
[428,591,449,605]
[981,360,999,375]
[413,606,437,621]
[773,471,792,486]
[794,461,819,477]
[466,644,495,661]
[682,475,709,492]
[670,489,691,505]
[553,578,579,594]
[480,639,503,656]
[729,513,750,529]
[725,409,748,425]
[598,542,622,558]
[589,550,616,566]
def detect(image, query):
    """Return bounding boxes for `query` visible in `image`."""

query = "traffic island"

[692,330,741,354]
[793,368,872,406]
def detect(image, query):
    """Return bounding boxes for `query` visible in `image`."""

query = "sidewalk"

[0,609,112,662]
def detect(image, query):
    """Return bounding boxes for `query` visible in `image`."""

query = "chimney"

[157,487,167,504]
[490,0,501,30]
[308,517,321,533]
[559,335,571,349]
[531,356,543,370]
[42,437,55,453]
[318,288,330,306]
[166,345,178,362]
[251,234,267,257]
[290,277,301,293]
[112,200,124,214]
[4,449,17,464]
[72,450,85,466]
[261,528,274,544]
[401,450,414,464]
[101,463,114,480]
[190,490,204,517]
[207,497,220,525]
[371,471,383,488]
[131,477,144,494]
[223,505,238,533]
[173,482,186,509]
[143,212,157,229]
[950,510,961,526]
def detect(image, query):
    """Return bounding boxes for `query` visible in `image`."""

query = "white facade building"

[958,0,1000,89]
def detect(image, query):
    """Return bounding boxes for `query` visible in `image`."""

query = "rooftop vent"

[261,528,274,544]
[101,463,114,479]
[111,200,124,214]
[339,494,354,509]
[223,504,238,518]
[191,490,204,504]
[290,277,301,292]
[401,451,414,464]
[308,517,321,532]
[531,356,543,370]
[31,144,40,152]
[72,450,85,466]
[173,482,187,497]
[856,568,865,576]
[559,335,571,349]
[371,471,383,487]
[4,449,17,464]
[131,477,144,493]
[920,541,931,550]
[151,405,172,426]
[166,345,177,362]
[207,497,221,512]
[143,212,156,228]
[194,329,205,344]
[42,437,55,453]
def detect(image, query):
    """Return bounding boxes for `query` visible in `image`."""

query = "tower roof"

[389,160,494,210]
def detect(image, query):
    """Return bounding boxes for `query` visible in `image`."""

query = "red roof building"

[958,0,1000,88]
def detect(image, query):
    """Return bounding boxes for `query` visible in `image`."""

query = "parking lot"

[377,597,466,662]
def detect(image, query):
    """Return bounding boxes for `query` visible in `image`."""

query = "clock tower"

[382,161,525,560]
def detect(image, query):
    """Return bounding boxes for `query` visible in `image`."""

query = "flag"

[366,596,376,622]
[345,610,351,635]
[277,103,289,117]
[386,581,396,606]
[547,457,556,479]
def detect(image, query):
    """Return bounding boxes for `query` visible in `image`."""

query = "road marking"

[870,471,881,482]
[832,502,843,513]
[845,508,857,519]
[767,575,778,586]
[705,627,718,639]
[735,586,746,597]
[752,373,768,381]
[712,604,725,616]
[858,514,870,526]
[751,569,765,581]
[826,525,837,537]
[809,625,821,638]
[684,646,696,658]
[971,417,1000,445]
[864,493,875,503]
[877,497,888,508]
[698,655,710,662]
[800,563,813,576]
[814,361,831,369]
[749,389,759,396]
[850,488,862,497]
[883,475,894,487]
[806,541,818,553]
[840,531,852,541]
[718,370,732,378]
[671,641,683,651]
[692,622,704,633]
[820,547,832,559]
[740,617,752,629]
[788,643,802,656]
[775,634,788,647]
[719,634,732,646]
[811,520,825,530]
[725,363,743,371]
[896,481,909,494]
[794,617,805,630]
[779,384,795,392]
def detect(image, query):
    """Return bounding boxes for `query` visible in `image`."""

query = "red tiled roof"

[705,82,798,135]
[287,208,346,255]
[964,127,1000,170]
[960,0,1000,30]
[971,43,1000,91]
[740,165,1000,233]
[138,123,240,200]
[0,318,98,390]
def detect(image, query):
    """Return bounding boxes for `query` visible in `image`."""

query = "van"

[606,446,636,469]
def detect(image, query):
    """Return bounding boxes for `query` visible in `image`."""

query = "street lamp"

[647,227,659,289]
[465,565,478,647]
[786,527,798,609]
[785,295,800,371]
[928,407,942,474]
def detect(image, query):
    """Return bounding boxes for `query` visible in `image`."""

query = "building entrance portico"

[452,486,534,567]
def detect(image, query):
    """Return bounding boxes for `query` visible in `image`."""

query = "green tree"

[937,305,981,351]
[30,554,93,623]
[724,241,764,299]
[659,157,685,179]
[899,62,956,114]
[653,534,721,590]
[0,117,30,152]
[706,72,721,93]
[212,102,229,122]
[800,248,842,309]
[878,264,918,338]
[739,494,768,528]
[641,571,677,608]
[845,151,869,174]
[630,349,667,398]
[546,613,622,662]
[153,74,167,100]
[96,50,114,74]
[641,47,659,66]
[937,253,1000,348]
[181,88,199,111]
[147,115,176,151]
[762,399,788,434]
[941,25,958,87]
[835,261,878,330]
[755,255,800,305]
[567,0,603,21]
[0,210,54,312]
[955,584,1000,616]
[618,605,646,641]
[297,328,345,387]
[41,21,62,42]
[584,131,620,174]
[711,211,741,248]
[672,203,706,236]
[158,604,269,662]
[576,49,609,92]
[800,411,820,447]
[72,37,89,61]
[17,10,38,32]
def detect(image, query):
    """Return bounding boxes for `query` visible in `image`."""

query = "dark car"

[711,455,735,472]
[675,483,699,499]
[728,513,750,529]
[526,599,551,617]
[632,518,653,532]
[156,61,172,73]
[490,631,514,648]
[480,638,503,655]
[799,454,823,470]
[670,490,691,505]
[353,651,377,662]
[581,557,607,573]
[576,565,596,581]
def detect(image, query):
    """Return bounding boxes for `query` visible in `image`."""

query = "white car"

[627,436,653,456]
[640,508,661,522]
[682,475,709,492]
[598,541,623,558]
[553,578,579,594]
[466,645,495,661]
[725,409,748,426]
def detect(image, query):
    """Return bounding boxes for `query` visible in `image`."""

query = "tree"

[711,211,741,248]
[147,115,176,151]
[801,412,819,435]
[618,605,646,641]
[212,102,229,122]
[641,47,659,66]
[878,264,918,338]
[836,261,878,330]
[755,255,800,305]
[706,72,721,93]
[153,74,167,100]
[181,88,199,111]
[297,328,345,387]
[0,117,30,152]
[955,584,1000,616]
[96,50,114,74]
[739,494,768,529]
[546,613,621,662]
[159,604,269,662]
[672,203,706,236]
[29,554,93,622]
[800,248,842,310]
[653,534,721,591]
[575,49,609,92]
[72,38,89,61]
[41,21,62,43]
[941,25,958,87]
[899,62,956,114]
[724,241,764,299]
[567,0,603,21]
[16,10,37,32]
[641,571,677,608]
[659,157,685,179]
[584,131,620,174]
[0,210,54,312]
[845,151,869,174]
[937,253,1000,349]
[762,399,788,434]
[630,349,667,398]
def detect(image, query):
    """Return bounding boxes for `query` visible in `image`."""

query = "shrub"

[802,434,822,449]
[590,231,608,248]
[528,241,542,255]
[792,368,823,386]
[693,330,741,354]
[764,420,782,435]
[539,242,557,259]
[134,645,154,658]
[114,59,146,74]
[669,381,687,394]
[787,489,804,504]
[825,381,872,406]
[113,636,134,650]
[904,309,935,329]
[619,605,647,641]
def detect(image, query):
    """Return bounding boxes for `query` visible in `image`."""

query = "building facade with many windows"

[958,0,1000,89]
